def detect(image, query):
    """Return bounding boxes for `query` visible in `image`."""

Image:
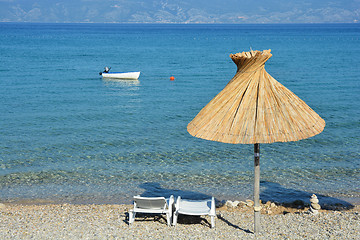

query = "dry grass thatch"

[187,49,325,144]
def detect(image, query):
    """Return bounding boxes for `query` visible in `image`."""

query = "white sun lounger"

[129,195,174,226]
[173,196,216,228]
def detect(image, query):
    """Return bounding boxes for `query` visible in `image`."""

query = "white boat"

[101,71,140,80]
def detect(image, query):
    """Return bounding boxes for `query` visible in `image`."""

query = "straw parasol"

[187,49,325,233]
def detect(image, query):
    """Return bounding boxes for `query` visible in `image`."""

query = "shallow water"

[0,23,359,205]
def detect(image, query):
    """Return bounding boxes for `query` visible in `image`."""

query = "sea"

[0,23,359,206]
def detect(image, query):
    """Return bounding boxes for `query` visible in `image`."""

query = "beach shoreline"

[1,191,359,206]
[1,201,359,239]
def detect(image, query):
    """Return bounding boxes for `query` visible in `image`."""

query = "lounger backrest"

[180,199,210,211]
[134,196,167,210]
[175,196,216,216]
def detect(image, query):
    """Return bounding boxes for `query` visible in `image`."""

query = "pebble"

[0,203,359,239]
[225,200,240,208]
[266,210,272,215]
[246,199,254,207]
[312,203,321,210]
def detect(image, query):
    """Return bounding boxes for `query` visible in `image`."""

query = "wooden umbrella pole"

[254,143,261,233]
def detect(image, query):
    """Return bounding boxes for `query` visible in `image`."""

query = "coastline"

[1,189,359,207]
[1,202,359,239]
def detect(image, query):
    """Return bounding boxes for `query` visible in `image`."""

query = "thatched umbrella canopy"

[187,49,325,233]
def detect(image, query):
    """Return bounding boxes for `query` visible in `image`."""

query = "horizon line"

[1,21,359,25]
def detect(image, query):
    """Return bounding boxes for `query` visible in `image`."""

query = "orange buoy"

[170,76,175,81]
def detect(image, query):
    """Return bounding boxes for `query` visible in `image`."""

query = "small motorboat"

[99,67,140,80]
[102,72,140,80]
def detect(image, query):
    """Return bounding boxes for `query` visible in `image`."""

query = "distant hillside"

[0,0,359,23]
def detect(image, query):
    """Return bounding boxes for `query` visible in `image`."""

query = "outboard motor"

[104,66,111,73]
[99,66,111,75]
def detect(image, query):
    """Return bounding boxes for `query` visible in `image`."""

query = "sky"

[0,0,359,23]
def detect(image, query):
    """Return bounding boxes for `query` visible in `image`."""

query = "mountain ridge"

[1,0,359,23]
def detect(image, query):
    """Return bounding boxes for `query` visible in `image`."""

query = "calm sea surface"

[0,23,359,205]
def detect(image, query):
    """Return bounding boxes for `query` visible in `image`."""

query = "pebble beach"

[0,202,359,239]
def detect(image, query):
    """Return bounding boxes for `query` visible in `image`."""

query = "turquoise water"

[0,23,359,205]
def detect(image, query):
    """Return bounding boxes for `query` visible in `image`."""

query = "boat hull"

[102,72,140,80]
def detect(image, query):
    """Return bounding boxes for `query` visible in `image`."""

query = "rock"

[238,201,247,207]
[310,198,319,204]
[266,210,272,215]
[310,194,319,204]
[310,207,319,215]
[0,203,5,209]
[311,203,321,210]
[270,202,276,208]
[225,200,240,208]
[246,199,254,207]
